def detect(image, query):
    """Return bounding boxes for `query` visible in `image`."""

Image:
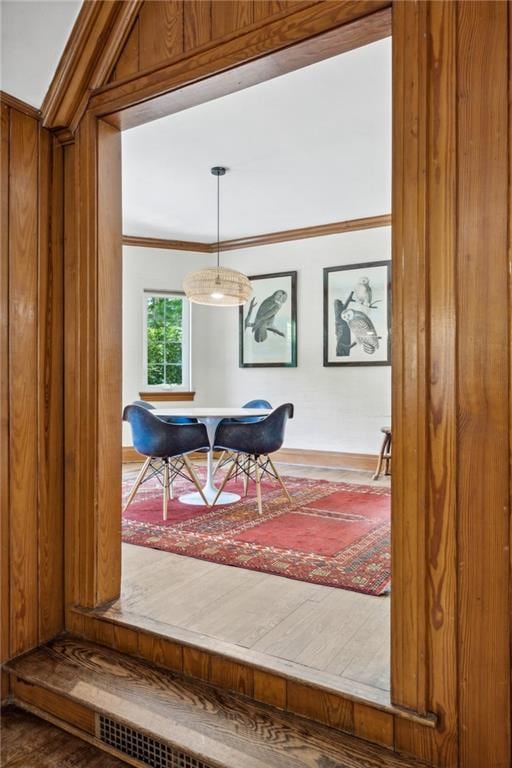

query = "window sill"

[138,390,196,402]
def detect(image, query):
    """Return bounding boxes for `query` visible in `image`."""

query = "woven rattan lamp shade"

[183,266,252,306]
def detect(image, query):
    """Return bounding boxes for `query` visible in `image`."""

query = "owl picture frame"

[323,260,391,367]
[239,271,297,368]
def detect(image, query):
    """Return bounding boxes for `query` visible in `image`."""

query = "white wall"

[1,1,82,107]
[122,245,216,445]
[204,227,392,456]
[123,228,392,455]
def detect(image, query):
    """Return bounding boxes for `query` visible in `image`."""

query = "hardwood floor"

[113,463,391,697]
[0,707,126,767]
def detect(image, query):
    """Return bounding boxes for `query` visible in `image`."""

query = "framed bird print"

[239,271,297,367]
[323,261,391,366]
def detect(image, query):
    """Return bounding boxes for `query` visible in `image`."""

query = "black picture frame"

[239,271,297,368]
[323,260,391,367]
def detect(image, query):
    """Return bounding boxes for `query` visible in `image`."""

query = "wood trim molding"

[138,390,196,402]
[0,91,40,121]
[41,1,143,132]
[123,235,210,253]
[90,3,392,129]
[122,446,221,463]
[122,445,378,471]
[215,213,392,251]
[122,447,143,463]
[122,214,392,254]
[274,448,378,472]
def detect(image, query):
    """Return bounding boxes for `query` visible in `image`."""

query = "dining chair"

[213,403,294,514]
[373,426,392,480]
[123,404,210,519]
[214,399,272,483]
[128,401,200,500]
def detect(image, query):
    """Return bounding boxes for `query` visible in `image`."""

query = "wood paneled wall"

[455,4,510,765]
[392,2,511,766]
[63,115,122,610]
[110,0,313,82]
[0,98,64,665]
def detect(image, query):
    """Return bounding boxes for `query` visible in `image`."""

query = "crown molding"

[122,214,391,254]
[41,0,142,133]
[0,91,40,121]
[122,235,211,253]
[215,214,392,252]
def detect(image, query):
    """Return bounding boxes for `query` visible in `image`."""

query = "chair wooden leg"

[163,460,169,520]
[384,434,392,476]
[123,456,152,512]
[373,436,386,481]
[212,457,237,506]
[243,456,250,496]
[267,456,292,503]
[183,455,211,507]
[254,458,263,515]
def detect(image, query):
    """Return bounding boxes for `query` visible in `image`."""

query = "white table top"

[153,407,272,419]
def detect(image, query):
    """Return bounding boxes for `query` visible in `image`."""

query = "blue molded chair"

[129,401,202,498]
[123,404,210,519]
[213,403,294,514]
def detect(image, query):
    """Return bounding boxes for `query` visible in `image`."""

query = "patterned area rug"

[122,469,390,596]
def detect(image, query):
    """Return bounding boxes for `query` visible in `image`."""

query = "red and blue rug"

[121,469,390,596]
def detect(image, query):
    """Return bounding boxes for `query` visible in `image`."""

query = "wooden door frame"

[63,2,511,766]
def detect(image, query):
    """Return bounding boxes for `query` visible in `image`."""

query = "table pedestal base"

[179,416,241,507]
[179,487,241,506]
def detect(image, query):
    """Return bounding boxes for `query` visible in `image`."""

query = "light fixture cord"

[216,171,220,270]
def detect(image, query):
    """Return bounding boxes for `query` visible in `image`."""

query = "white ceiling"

[122,37,391,242]
[1,0,81,108]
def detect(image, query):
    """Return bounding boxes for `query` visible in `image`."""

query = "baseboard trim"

[275,448,377,472]
[122,446,378,472]
[122,447,223,463]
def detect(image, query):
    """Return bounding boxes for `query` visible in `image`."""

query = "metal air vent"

[98,715,212,768]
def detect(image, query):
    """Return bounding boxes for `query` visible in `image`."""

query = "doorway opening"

[113,33,392,704]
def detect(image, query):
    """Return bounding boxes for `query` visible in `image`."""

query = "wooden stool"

[373,427,391,480]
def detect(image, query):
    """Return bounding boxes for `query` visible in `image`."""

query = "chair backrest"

[123,404,208,458]
[164,415,198,424]
[237,398,272,423]
[131,399,197,424]
[215,403,293,456]
[132,400,155,409]
[243,399,272,409]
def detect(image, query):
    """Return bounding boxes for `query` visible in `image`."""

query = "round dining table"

[153,407,271,506]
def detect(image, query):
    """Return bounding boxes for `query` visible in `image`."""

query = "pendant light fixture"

[183,167,252,306]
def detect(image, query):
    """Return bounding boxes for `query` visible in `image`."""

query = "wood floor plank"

[184,571,330,647]
[6,639,428,768]
[1,706,125,767]
[252,589,375,663]
[148,564,261,626]
[329,600,391,686]
[294,594,384,671]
